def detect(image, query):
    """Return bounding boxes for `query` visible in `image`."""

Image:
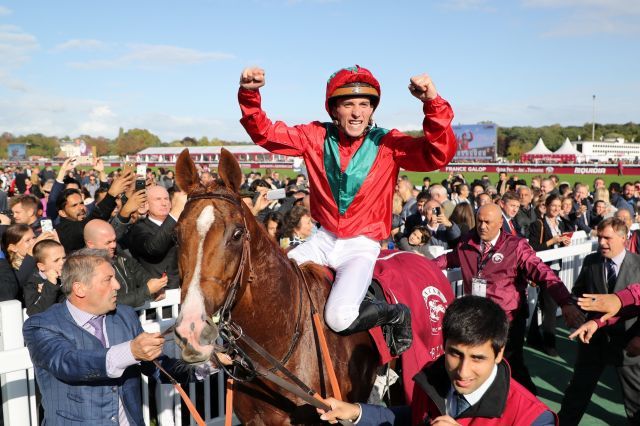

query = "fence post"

[0,300,33,426]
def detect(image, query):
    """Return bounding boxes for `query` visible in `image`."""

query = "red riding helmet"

[325,65,381,117]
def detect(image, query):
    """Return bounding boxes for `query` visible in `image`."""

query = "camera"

[0,210,14,219]
[432,207,441,215]
[135,179,146,191]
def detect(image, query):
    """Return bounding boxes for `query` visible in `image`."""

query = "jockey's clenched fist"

[409,73,438,102]
[240,67,265,90]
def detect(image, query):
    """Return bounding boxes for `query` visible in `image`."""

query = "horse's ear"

[175,149,201,195]
[218,148,243,193]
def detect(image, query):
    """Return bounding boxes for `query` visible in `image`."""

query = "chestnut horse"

[173,148,378,425]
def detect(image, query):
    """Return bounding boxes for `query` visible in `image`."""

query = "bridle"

[177,188,352,426]
[185,190,303,381]
[188,190,254,324]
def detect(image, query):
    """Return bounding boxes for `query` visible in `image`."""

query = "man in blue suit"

[23,248,210,425]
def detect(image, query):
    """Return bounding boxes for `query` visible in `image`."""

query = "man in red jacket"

[434,203,583,394]
[238,65,457,355]
[318,296,557,425]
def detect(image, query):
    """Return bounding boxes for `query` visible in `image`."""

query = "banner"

[452,124,497,161]
[440,164,637,175]
[7,144,26,161]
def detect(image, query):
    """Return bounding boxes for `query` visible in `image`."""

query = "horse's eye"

[232,228,244,241]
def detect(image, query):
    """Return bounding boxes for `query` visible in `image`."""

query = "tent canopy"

[554,138,585,156]
[524,138,553,155]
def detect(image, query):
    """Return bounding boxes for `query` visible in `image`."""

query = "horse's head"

[174,148,250,363]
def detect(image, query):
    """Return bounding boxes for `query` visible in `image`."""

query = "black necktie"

[454,392,470,417]
[606,259,617,293]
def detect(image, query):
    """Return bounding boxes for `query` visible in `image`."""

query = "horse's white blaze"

[181,205,214,325]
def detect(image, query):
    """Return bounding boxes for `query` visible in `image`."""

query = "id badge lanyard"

[472,245,495,297]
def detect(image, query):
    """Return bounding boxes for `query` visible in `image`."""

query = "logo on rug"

[422,286,447,335]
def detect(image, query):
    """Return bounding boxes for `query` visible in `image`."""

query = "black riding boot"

[340,300,413,356]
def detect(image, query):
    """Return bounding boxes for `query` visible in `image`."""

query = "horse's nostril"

[174,328,188,346]
[200,323,219,347]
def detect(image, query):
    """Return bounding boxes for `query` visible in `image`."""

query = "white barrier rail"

[0,237,596,425]
[0,289,239,426]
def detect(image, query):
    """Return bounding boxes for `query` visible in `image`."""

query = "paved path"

[526,325,627,425]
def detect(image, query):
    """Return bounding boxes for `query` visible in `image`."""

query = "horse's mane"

[296,260,331,289]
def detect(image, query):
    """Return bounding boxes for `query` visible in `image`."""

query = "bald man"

[435,203,583,395]
[125,186,187,289]
[84,219,167,307]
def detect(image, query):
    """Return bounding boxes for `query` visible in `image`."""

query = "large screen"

[452,124,497,161]
[7,144,26,161]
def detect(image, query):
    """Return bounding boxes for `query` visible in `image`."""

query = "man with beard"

[55,172,131,253]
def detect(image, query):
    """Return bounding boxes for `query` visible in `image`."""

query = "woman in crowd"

[397,225,433,258]
[449,202,475,238]
[3,224,37,271]
[527,194,572,356]
[281,205,314,249]
[262,211,284,242]
[594,187,616,218]
[2,224,56,288]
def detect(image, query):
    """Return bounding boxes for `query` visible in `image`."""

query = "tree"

[15,134,60,158]
[506,140,533,161]
[79,135,113,157]
[114,129,161,156]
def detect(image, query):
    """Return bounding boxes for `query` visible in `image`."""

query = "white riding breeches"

[287,228,381,332]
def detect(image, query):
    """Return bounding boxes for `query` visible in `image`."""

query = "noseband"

[185,190,304,382]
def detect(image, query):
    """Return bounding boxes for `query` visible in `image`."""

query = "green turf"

[246,169,636,189]
[94,164,638,189]
[526,323,627,425]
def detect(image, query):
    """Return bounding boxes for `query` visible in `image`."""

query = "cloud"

[0,70,28,92]
[74,105,118,136]
[52,38,108,52]
[522,0,640,36]
[440,0,494,11]
[0,24,38,91]
[0,88,249,141]
[0,24,39,66]
[69,43,234,69]
[0,6,11,15]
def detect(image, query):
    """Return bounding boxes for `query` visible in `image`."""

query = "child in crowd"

[24,240,66,316]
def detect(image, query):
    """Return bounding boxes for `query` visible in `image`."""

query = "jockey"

[238,65,457,356]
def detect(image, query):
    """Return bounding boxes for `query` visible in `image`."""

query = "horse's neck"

[235,227,304,329]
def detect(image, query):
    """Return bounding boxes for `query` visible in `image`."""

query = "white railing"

[0,289,239,426]
[0,235,597,425]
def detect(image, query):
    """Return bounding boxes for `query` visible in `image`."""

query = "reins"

[177,190,349,425]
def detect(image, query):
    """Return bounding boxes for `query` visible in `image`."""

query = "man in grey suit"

[559,217,640,425]
[23,249,213,425]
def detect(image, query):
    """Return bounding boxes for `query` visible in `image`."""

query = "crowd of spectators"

[3,160,640,422]
[4,163,640,311]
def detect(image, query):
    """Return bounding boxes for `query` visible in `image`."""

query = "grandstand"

[133,145,298,169]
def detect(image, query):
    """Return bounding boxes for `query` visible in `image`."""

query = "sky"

[0,0,638,143]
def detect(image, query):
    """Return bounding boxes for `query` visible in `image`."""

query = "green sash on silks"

[323,123,389,215]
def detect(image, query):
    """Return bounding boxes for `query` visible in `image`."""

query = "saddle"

[325,250,456,402]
